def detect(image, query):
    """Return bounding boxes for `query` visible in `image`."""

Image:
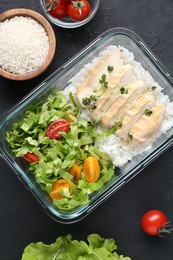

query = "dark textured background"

[1,1,173,259]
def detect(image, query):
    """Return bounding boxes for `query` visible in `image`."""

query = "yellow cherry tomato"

[83,156,100,183]
[69,163,81,180]
[50,179,76,200]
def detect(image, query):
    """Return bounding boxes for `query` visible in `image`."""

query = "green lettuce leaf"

[21,234,132,260]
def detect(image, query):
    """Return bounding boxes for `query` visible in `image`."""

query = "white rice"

[63,45,173,167]
[0,16,49,74]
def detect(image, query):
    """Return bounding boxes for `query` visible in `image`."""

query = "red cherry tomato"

[22,152,39,163]
[67,0,91,21]
[47,0,68,19]
[46,119,70,139]
[141,210,169,236]
[60,0,70,5]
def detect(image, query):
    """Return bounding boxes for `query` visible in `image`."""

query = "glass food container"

[1,28,173,223]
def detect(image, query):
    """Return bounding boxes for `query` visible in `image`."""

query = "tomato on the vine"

[22,152,39,163]
[47,0,68,19]
[46,119,70,139]
[67,0,91,21]
[141,209,173,236]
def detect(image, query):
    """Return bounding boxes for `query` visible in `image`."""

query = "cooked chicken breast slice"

[116,93,156,139]
[129,103,166,147]
[91,64,136,121]
[108,64,134,90]
[116,65,137,86]
[75,49,123,106]
[102,80,147,127]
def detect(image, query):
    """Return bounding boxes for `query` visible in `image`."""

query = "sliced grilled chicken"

[114,64,137,86]
[129,103,166,147]
[101,80,147,127]
[108,64,135,90]
[75,49,123,107]
[116,92,156,139]
[91,64,136,121]
[75,47,166,149]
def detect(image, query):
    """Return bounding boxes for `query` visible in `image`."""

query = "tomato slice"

[46,119,70,139]
[22,152,39,163]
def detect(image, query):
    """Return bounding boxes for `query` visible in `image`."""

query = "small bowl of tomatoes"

[39,0,100,28]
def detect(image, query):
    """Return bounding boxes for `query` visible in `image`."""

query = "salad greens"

[6,89,116,210]
[21,234,131,260]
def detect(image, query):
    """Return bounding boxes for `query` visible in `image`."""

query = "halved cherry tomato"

[50,179,76,200]
[67,0,91,21]
[69,163,81,180]
[83,156,100,182]
[141,209,173,236]
[47,0,68,19]
[46,119,70,139]
[22,152,39,163]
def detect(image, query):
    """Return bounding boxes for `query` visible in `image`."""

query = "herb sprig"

[151,86,156,91]
[120,86,128,94]
[128,133,133,141]
[82,65,114,110]
[144,109,153,116]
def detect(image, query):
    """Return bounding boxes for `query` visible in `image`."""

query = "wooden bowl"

[0,8,56,81]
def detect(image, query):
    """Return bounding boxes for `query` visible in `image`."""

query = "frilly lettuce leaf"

[21,234,132,260]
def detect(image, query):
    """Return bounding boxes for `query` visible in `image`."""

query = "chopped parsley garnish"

[82,95,97,110]
[116,120,122,128]
[120,86,128,94]
[151,86,156,91]
[128,133,133,141]
[144,109,153,116]
[99,74,108,88]
[107,65,114,72]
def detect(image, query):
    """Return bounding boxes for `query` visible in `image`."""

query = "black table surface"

[1,1,173,259]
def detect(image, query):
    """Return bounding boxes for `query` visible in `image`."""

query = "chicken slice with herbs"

[91,64,136,121]
[75,49,123,107]
[128,103,166,147]
[116,92,156,139]
[101,80,147,127]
